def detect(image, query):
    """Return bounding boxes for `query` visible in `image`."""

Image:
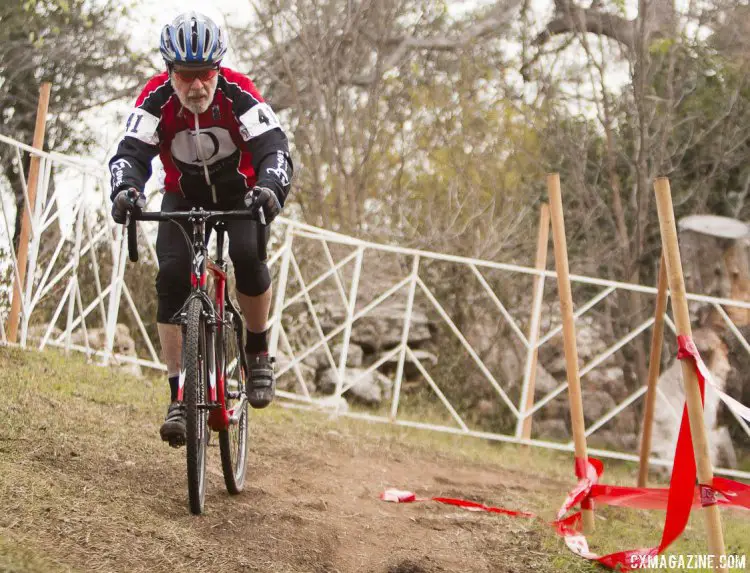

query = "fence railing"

[1,132,748,480]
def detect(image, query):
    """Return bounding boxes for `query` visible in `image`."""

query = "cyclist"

[108,12,293,446]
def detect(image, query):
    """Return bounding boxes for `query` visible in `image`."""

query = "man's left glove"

[244,186,281,224]
[111,188,146,224]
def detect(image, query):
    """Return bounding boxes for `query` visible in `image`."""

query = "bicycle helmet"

[160,12,227,67]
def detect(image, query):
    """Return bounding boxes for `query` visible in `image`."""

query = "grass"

[0,346,748,573]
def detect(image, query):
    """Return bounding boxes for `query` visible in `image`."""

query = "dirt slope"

[0,348,581,573]
[2,348,748,573]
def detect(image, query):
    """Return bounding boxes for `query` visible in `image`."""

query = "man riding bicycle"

[108,12,293,446]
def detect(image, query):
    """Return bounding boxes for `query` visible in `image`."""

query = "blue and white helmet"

[160,12,227,67]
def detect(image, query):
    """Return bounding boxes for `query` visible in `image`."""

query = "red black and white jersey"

[108,67,292,206]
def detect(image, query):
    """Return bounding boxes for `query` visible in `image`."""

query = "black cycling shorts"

[155,192,271,323]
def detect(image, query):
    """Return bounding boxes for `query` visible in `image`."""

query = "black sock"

[245,328,269,355]
[168,375,179,402]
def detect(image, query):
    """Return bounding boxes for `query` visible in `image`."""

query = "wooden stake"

[6,82,52,343]
[637,255,668,487]
[547,173,594,533]
[522,203,550,440]
[653,177,727,572]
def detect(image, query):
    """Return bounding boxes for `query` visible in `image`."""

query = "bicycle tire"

[219,309,249,494]
[184,297,209,515]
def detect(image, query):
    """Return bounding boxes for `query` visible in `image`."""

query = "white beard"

[182,98,211,114]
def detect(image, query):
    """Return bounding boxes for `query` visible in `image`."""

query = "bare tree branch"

[243,0,522,107]
[534,1,635,49]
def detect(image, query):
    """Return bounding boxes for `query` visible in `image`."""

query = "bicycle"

[126,206,266,515]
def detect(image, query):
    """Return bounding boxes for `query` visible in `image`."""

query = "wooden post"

[637,255,668,487]
[521,203,550,439]
[653,177,727,571]
[6,82,52,343]
[547,173,594,533]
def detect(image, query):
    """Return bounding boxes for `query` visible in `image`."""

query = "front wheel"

[183,297,210,515]
[219,310,249,494]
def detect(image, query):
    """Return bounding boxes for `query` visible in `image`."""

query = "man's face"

[170,65,219,114]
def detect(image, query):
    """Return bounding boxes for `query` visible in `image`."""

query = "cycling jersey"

[108,67,292,205]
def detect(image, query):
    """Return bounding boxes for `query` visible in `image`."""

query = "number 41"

[126,113,143,134]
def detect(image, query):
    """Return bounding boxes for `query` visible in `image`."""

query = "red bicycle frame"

[175,217,232,432]
[127,208,260,434]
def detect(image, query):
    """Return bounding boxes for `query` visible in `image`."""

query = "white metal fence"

[2,132,749,480]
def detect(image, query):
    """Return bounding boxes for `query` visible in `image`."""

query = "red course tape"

[381,336,750,571]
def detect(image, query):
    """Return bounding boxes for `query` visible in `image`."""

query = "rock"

[612,410,637,435]
[476,399,497,417]
[64,324,142,378]
[585,367,628,401]
[28,322,143,377]
[710,427,738,469]
[496,345,523,391]
[590,431,638,452]
[721,240,750,327]
[649,328,737,468]
[25,324,63,344]
[316,395,349,413]
[337,343,364,367]
[534,419,570,441]
[348,371,381,405]
[533,365,559,395]
[465,322,524,390]
[302,343,364,370]
[679,227,741,326]
[540,313,611,368]
[319,303,433,352]
[582,390,617,425]
[375,372,394,401]
[379,348,438,378]
[648,358,684,462]
[301,348,331,371]
[575,316,609,361]
[317,367,385,405]
[536,396,569,420]
[317,368,342,394]
[276,361,317,394]
[722,325,750,428]
[546,354,567,377]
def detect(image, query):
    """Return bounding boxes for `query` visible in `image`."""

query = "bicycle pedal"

[168,436,186,448]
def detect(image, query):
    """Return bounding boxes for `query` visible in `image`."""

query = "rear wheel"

[183,297,210,515]
[219,309,249,493]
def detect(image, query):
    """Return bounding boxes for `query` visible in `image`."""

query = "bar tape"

[381,336,750,571]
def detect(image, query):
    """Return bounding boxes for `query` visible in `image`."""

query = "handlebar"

[126,208,267,263]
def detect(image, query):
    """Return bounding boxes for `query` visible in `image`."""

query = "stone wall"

[26,323,142,378]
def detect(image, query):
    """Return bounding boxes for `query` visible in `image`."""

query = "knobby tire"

[219,309,249,493]
[184,297,209,515]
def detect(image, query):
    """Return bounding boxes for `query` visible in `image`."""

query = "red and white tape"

[381,336,750,571]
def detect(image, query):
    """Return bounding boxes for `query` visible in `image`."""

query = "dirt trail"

[0,349,576,573]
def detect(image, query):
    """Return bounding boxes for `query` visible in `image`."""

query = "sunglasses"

[172,67,219,82]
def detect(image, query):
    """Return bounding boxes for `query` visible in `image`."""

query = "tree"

[232,0,539,249]
[0,0,151,247]
[229,0,750,389]
[520,0,750,386]
[231,2,555,403]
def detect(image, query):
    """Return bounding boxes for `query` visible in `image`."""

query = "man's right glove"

[111,188,146,224]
